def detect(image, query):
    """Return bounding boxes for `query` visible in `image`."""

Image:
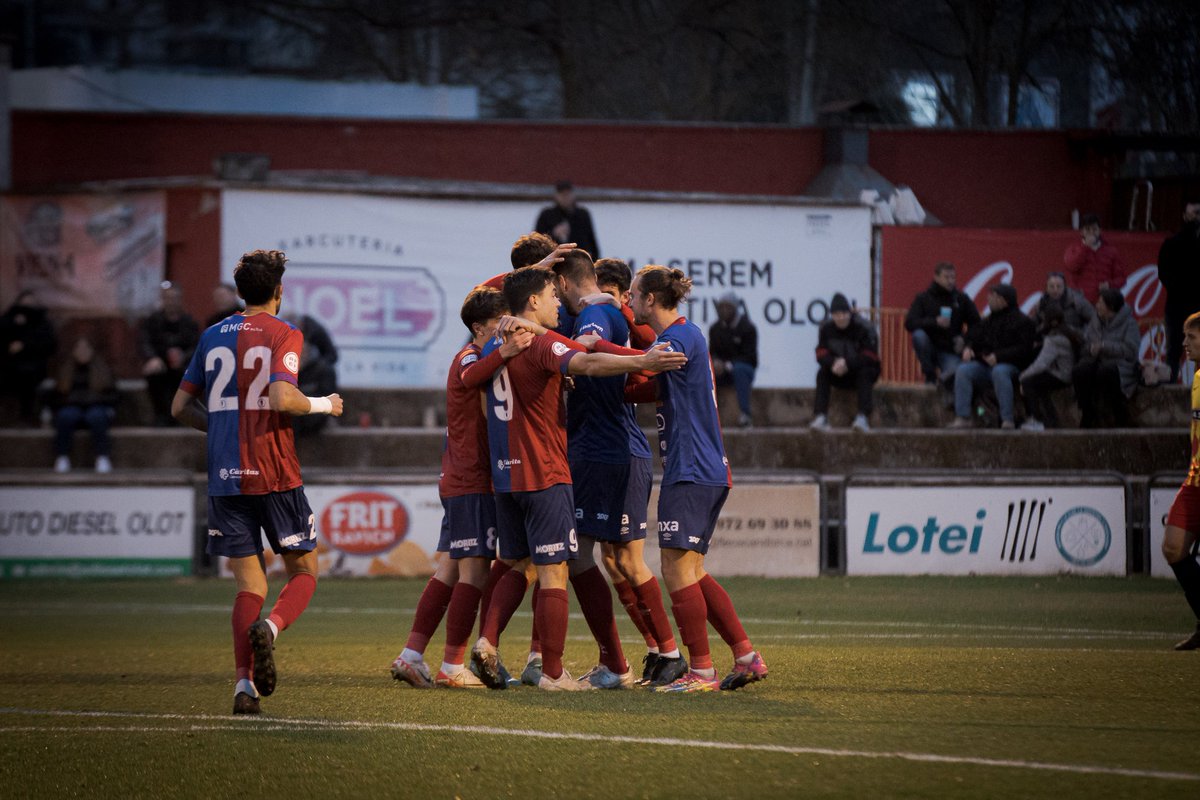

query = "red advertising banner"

[880,226,1169,365]
[0,192,165,315]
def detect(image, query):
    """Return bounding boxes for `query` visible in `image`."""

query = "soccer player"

[471,267,687,690]
[628,264,768,692]
[171,249,344,714]
[1163,312,1200,651]
[390,287,535,688]
[551,252,686,688]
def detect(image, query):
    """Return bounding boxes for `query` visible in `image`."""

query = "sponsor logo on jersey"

[551,341,570,356]
[688,536,701,544]
[449,537,479,550]
[220,321,253,333]
[659,520,679,532]
[218,467,261,481]
[207,528,223,537]
[596,512,609,521]
[278,532,308,547]
[460,352,479,367]
[284,351,300,373]
[496,458,522,471]
[321,491,410,555]
[535,542,566,555]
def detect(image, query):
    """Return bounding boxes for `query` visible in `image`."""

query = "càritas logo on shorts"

[218,467,261,481]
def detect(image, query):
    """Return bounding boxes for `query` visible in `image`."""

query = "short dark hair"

[1098,287,1124,313]
[635,264,693,309]
[510,232,557,270]
[503,266,554,314]
[552,248,595,284]
[460,286,508,335]
[1184,311,1200,332]
[234,250,287,305]
[595,258,632,293]
[934,261,955,276]
[1081,213,1101,228]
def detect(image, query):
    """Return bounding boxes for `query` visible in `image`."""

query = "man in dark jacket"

[1157,200,1200,382]
[0,290,57,425]
[139,282,199,426]
[709,292,758,427]
[904,262,980,386]
[535,180,600,258]
[949,283,1036,429]
[810,293,880,433]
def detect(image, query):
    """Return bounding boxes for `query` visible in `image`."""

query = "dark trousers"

[55,404,113,457]
[1072,360,1131,428]
[1166,307,1186,383]
[815,363,880,416]
[146,369,183,425]
[1020,372,1068,428]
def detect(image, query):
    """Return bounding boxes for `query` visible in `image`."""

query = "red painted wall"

[164,187,222,323]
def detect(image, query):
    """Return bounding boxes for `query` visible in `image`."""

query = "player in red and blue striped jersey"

[470,267,687,691]
[172,249,343,715]
[628,264,767,693]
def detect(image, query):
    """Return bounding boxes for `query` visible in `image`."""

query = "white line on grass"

[0,708,1196,783]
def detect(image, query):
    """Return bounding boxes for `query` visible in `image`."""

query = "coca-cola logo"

[1122,264,1162,317]
[958,260,1163,320]
[320,491,409,555]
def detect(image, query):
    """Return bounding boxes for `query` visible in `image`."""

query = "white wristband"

[307,395,333,415]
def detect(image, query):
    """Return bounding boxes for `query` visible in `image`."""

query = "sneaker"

[737,413,752,428]
[947,417,973,429]
[639,652,660,685]
[520,656,543,687]
[1173,623,1200,651]
[434,668,486,688]
[247,620,277,697]
[576,664,626,690]
[719,651,769,691]
[649,654,689,687]
[470,637,506,690]
[95,456,113,474]
[390,653,433,688]
[809,414,830,432]
[500,661,519,688]
[1000,420,1016,430]
[232,678,260,715]
[851,414,871,432]
[654,670,720,693]
[538,668,584,691]
[53,456,70,473]
[1020,418,1045,431]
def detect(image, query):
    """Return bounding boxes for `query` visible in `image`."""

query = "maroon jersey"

[439,343,507,497]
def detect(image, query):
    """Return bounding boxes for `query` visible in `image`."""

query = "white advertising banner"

[1149,485,1181,579]
[0,486,193,578]
[220,483,445,578]
[643,482,821,578]
[221,189,871,388]
[845,485,1127,576]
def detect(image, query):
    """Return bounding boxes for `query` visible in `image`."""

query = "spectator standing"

[0,290,57,425]
[1073,288,1140,428]
[904,262,980,386]
[52,337,118,473]
[206,283,244,328]
[708,292,758,427]
[1019,302,1079,431]
[1156,200,1200,382]
[810,294,880,433]
[1064,213,1126,303]
[286,314,339,436]
[1027,272,1095,338]
[949,284,1036,430]
[139,282,199,426]
[535,180,600,258]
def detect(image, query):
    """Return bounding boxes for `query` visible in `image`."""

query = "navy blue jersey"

[653,318,731,487]
[567,304,652,464]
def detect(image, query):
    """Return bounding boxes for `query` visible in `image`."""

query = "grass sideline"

[1,575,1197,799]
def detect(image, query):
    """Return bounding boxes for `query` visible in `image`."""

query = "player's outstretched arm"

[568,343,686,377]
[171,388,208,432]
[269,381,344,417]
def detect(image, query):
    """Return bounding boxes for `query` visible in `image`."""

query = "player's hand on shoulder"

[327,393,344,417]
[575,333,601,350]
[643,342,688,372]
[500,329,535,358]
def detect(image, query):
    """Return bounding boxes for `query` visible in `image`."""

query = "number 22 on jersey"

[206,345,272,412]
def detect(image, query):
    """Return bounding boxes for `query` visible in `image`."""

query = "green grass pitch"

[1,575,1197,798]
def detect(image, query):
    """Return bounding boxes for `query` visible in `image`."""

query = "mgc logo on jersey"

[320,491,410,555]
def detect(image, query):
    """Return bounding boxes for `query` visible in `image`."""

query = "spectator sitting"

[139,282,200,426]
[1064,213,1126,304]
[285,314,339,435]
[205,282,243,328]
[534,180,600,258]
[810,293,880,433]
[1073,288,1140,428]
[904,261,980,386]
[1156,199,1200,382]
[53,337,118,473]
[0,290,58,426]
[1019,302,1080,431]
[708,291,758,427]
[1027,271,1095,338]
[949,283,1036,430]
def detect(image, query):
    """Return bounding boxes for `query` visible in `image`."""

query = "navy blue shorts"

[619,457,652,542]
[207,487,316,559]
[656,482,729,555]
[494,484,579,565]
[570,459,630,541]
[437,493,498,559]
